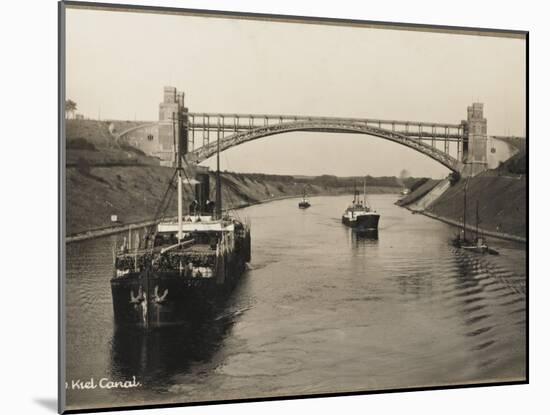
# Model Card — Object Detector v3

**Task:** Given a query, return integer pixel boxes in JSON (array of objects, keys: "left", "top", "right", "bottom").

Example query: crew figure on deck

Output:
[
  {"left": 205, "top": 199, "right": 216, "bottom": 215},
  {"left": 189, "top": 199, "right": 199, "bottom": 215}
]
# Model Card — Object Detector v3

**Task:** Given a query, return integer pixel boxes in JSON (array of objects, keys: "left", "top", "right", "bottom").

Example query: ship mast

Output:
[
  {"left": 177, "top": 170, "right": 183, "bottom": 241},
  {"left": 363, "top": 176, "right": 366, "bottom": 206},
  {"left": 463, "top": 179, "right": 468, "bottom": 242},
  {"left": 215, "top": 128, "right": 222, "bottom": 220},
  {"left": 176, "top": 112, "right": 183, "bottom": 242}
]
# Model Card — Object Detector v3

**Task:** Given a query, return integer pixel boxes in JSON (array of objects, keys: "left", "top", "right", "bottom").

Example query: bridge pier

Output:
[
  {"left": 462, "top": 103, "right": 488, "bottom": 177},
  {"left": 158, "top": 86, "right": 189, "bottom": 166}
]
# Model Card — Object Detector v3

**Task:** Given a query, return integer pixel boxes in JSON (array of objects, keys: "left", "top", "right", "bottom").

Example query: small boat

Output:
[
  {"left": 342, "top": 178, "right": 380, "bottom": 232},
  {"left": 453, "top": 237, "right": 499, "bottom": 255},
  {"left": 452, "top": 185, "right": 498, "bottom": 255},
  {"left": 298, "top": 188, "right": 311, "bottom": 209}
]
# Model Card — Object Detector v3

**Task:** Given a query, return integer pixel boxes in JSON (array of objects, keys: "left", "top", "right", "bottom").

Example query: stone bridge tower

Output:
[
  {"left": 462, "top": 103, "right": 488, "bottom": 176},
  {"left": 158, "top": 86, "right": 188, "bottom": 166}
]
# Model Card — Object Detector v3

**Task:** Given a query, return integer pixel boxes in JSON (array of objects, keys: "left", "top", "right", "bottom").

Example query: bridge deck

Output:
[{"left": 185, "top": 112, "right": 467, "bottom": 144}]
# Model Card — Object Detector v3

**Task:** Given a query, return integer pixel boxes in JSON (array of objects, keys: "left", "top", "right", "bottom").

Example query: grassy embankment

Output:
[
  {"left": 397, "top": 152, "right": 527, "bottom": 239},
  {"left": 395, "top": 178, "right": 441, "bottom": 207},
  {"left": 66, "top": 119, "right": 413, "bottom": 237}
]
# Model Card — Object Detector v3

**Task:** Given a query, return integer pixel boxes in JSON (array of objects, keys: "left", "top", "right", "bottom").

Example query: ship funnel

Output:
[{"left": 194, "top": 173, "right": 211, "bottom": 214}]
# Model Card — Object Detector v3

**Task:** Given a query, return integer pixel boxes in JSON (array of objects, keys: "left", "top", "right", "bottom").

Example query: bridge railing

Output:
[
  {"left": 187, "top": 112, "right": 463, "bottom": 129},
  {"left": 186, "top": 112, "right": 465, "bottom": 146},
  {"left": 186, "top": 118, "right": 464, "bottom": 173}
]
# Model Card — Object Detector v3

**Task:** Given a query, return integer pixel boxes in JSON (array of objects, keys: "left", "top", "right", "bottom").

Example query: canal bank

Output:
[
  {"left": 65, "top": 193, "right": 306, "bottom": 243},
  {"left": 397, "top": 172, "right": 527, "bottom": 243},
  {"left": 416, "top": 210, "right": 526, "bottom": 243}
]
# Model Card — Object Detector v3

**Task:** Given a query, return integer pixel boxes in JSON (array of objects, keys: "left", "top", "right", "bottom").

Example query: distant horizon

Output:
[{"left": 219, "top": 170, "right": 428, "bottom": 180}]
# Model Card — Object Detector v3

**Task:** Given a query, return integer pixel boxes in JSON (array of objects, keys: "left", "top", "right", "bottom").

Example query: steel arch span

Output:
[{"left": 187, "top": 120, "right": 464, "bottom": 173}]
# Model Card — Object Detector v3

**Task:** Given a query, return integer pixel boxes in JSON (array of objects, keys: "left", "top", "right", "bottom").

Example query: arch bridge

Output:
[
  {"left": 184, "top": 113, "right": 465, "bottom": 173},
  {"left": 119, "top": 87, "right": 526, "bottom": 177}
]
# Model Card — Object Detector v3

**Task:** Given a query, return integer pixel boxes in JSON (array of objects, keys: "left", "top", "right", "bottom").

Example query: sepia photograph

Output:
[{"left": 59, "top": 1, "right": 527, "bottom": 413}]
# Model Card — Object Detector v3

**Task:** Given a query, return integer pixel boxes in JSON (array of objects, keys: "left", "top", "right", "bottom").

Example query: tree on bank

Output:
[{"left": 65, "top": 99, "right": 77, "bottom": 119}]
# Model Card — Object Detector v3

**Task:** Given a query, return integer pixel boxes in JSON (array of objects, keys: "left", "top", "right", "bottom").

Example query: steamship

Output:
[
  {"left": 298, "top": 188, "right": 310, "bottom": 209},
  {"left": 341, "top": 179, "right": 380, "bottom": 233},
  {"left": 110, "top": 144, "right": 251, "bottom": 329}
]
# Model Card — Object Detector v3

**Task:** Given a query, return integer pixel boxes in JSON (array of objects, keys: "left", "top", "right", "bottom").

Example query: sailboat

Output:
[
  {"left": 341, "top": 177, "right": 380, "bottom": 232},
  {"left": 110, "top": 129, "right": 251, "bottom": 329},
  {"left": 298, "top": 187, "right": 311, "bottom": 209},
  {"left": 452, "top": 183, "right": 498, "bottom": 255}
]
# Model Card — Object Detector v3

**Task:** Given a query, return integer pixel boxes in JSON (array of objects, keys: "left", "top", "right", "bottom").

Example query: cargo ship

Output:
[
  {"left": 341, "top": 179, "right": 380, "bottom": 232},
  {"left": 110, "top": 138, "right": 251, "bottom": 329}
]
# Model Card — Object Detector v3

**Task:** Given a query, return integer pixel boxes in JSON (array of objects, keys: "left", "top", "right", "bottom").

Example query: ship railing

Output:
[
  {"left": 160, "top": 238, "right": 195, "bottom": 254},
  {"left": 114, "top": 249, "right": 217, "bottom": 275}
]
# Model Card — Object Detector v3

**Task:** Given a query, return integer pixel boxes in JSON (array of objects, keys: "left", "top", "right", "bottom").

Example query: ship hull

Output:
[
  {"left": 110, "top": 256, "right": 247, "bottom": 329},
  {"left": 342, "top": 213, "right": 380, "bottom": 231}
]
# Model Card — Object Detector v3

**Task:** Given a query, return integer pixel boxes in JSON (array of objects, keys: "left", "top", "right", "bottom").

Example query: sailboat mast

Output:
[
  {"left": 463, "top": 181, "right": 467, "bottom": 242},
  {"left": 476, "top": 200, "right": 479, "bottom": 240},
  {"left": 363, "top": 177, "right": 366, "bottom": 205}
]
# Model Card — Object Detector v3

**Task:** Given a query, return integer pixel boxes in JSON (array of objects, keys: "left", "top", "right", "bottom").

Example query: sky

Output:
[{"left": 66, "top": 6, "right": 526, "bottom": 178}]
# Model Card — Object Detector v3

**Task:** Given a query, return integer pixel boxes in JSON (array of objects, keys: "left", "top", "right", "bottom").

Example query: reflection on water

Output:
[
  {"left": 352, "top": 229, "right": 379, "bottom": 242},
  {"left": 65, "top": 194, "right": 526, "bottom": 410},
  {"left": 109, "top": 272, "right": 252, "bottom": 387},
  {"left": 111, "top": 311, "right": 236, "bottom": 386}
]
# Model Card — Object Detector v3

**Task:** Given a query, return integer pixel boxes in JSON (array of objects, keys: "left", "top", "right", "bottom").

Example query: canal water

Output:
[{"left": 65, "top": 194, "right": 526, "bottom": 410}]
